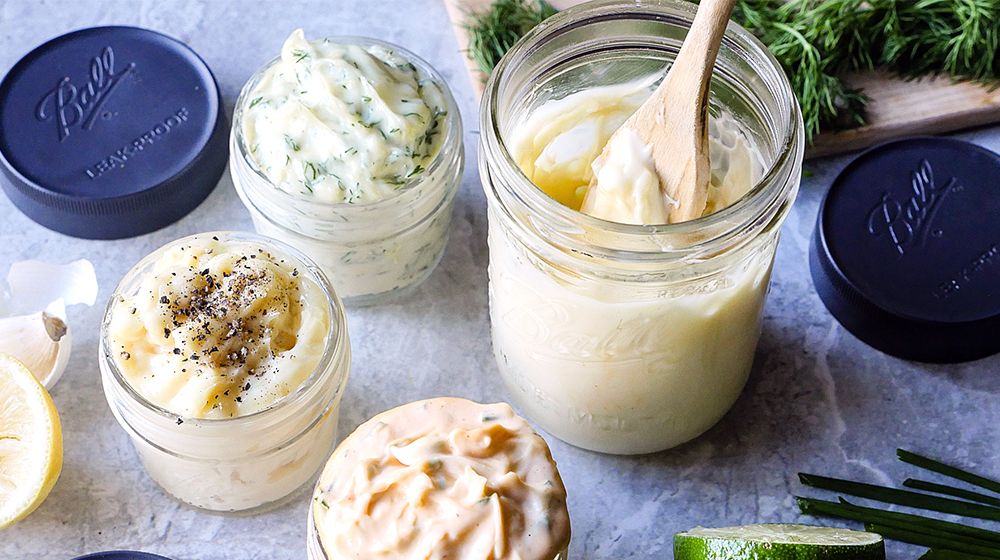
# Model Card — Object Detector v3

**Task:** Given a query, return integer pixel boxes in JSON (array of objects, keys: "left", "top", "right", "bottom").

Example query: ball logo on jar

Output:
[
  {"left": 35, "top": 46, "right": 135, "bottom": 142},
  {"left": 865, "top": 159, "right": 961, "bottom": 256}
]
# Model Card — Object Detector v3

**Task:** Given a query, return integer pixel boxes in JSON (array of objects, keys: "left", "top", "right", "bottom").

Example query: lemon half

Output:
[{"left": 0, "top": 353, "right": 63, "bottom": 528}]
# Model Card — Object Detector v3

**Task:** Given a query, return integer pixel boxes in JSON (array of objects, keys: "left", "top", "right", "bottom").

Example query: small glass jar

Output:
[
  {"left": 230, "top": 37, "right": 464, "bottom": 306},
  {"left": 99, "top": 231, "right": 351, "bottom": 513},
  {"left": 480, "top": 0, "right": 804, "bottom": 455}
]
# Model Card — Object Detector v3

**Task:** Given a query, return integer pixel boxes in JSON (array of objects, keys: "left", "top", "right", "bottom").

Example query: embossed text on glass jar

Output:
[{"left": 479, "top": 0, "right": 804, "bottom": 454}]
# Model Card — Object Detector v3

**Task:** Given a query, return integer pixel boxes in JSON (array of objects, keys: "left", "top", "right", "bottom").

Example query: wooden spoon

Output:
[{"left": 589, "top": 0, "right": 737, "bottom": 224}]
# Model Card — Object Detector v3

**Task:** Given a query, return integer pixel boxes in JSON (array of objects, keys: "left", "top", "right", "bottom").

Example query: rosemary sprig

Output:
[
  {"left": 465, "top": 0, "right": 1000, "bottom": 142},
  {"left": 904, "top": 479, "right": 1000, "bottom": 508}
]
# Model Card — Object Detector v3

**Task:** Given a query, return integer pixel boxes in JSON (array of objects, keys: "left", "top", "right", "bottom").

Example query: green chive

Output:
[
  {"left": 921, "top": 550, "right": 998, "bottom": 560},
  {"left": 798, "top": 473, "right": 1000, "bottom": 521},
  {"left": 904, "top": 479, "right": 1000, "bottom": 508},
  {"left": 796, "top": 496, "right": 1000, "bottom": 545},
  {"left": 898, "top": 449, "right": 1000, "bottom": 495},
  {"left": 865, "top": 524, "right": 1000, "bottom": 559}
]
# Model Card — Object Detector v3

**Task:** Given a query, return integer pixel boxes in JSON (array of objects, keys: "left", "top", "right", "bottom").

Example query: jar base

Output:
[{"left": 145, "top": 466, "right": 320, "bottom": 516}]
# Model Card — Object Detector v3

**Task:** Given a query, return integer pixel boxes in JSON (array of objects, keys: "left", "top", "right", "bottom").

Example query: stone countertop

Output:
[{"left": 1, "top": 1, "right": 997, "bottom": 558}]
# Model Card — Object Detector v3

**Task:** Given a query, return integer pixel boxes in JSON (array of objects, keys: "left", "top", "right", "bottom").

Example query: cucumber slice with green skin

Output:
[{"left": 674, "top": 524, "right": 886, "bottom": 560}]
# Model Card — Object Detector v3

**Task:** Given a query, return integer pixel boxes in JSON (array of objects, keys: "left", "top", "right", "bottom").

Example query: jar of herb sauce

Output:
[{"left": 231, "top": 31, "right": 464, "bottom": 305}]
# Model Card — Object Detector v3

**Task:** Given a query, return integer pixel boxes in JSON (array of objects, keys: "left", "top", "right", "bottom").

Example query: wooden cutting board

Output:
[{"left": 444, "top": 0, "right": 1000, "bottom": 158}]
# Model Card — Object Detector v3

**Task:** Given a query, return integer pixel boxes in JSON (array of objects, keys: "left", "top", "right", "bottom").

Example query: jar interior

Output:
[
  {"left": 504, "top": 22, "right": 784, "bottom": 183},
  {"left": 486, "top": 0, "right": 800, "bottom": 262}
]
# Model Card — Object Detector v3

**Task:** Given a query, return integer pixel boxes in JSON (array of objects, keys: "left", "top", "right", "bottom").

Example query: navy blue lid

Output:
[
  {"left": 810, "top": 137, "right": 1000, "bottom": 363},
  {"left": 0, "top": 26, "right": 227, "bottom": 239},
  {"left": 72, "top": 553, "right": 172, "bottom": 560}
]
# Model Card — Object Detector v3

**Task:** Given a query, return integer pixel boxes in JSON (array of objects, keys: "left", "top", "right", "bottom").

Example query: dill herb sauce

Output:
[{"left": 242, "top": 30, "right": 449, "bottom": 204}]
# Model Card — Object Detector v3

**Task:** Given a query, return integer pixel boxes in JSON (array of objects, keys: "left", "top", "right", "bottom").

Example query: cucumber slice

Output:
[{"left": 674, "top": 524, "right": 886, "bottom": 560}]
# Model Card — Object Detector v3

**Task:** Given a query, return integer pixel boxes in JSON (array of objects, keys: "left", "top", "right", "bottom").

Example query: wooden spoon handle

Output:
[
  {"left": 643, "top": 0, "right": 737, "bottom": 222},
  {"left": 671, "top": 0, "right": 737, "bottom": 108}
]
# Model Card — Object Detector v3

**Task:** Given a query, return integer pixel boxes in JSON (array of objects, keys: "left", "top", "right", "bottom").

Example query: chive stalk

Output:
[
  {"left": 865, "top": 524, "right": 1000, "bottom": 559},
  {"left": 904, "top": 479, "right": 1000, "bottom": 508},
  {"left": 795, "top": 496, "right": 1000, "bottom": 545},
  {"left": 798, "top": 473, "right": 1000, "bottom": 521},
  {"left": 898, "top": 450, "right": 1000, "bottom": 495},
  {"left": 921, "top": 550, "right": 998, "bottom": 560}
]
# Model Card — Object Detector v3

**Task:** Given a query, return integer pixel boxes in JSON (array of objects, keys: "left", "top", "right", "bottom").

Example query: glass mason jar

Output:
[
  {"left": 480, "top": 0, "right": 804, "bottom": 455},
  {"left": 99, "top": 231, "right": 351, "bottom": 513},
  {"left": 230, "top": 37, "right": 464, "bottom": 306}
]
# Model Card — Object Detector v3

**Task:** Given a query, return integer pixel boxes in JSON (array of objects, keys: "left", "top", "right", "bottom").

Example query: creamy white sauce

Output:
[
  {"left": 242, "top": 30, "right": 449, "bottom": 204},
  {"left": 583, "top": 127, "right": 670, "bottom": 224},
  {"left": 107, "top": 236, "right": 330, "bottom": 418},
  {"left": 490, "top": 78, "right": 773, "bottom": 454},
  {"left": 101, "top": 234, "right": 350, "bottom": 512},
  {"left": 511, "top": 76, "right": 758, "bottom": 223}
]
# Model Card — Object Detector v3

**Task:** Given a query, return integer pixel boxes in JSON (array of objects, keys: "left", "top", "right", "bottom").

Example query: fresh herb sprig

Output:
[
  {"left": 465, "top": 0, "right": 1000, "bottom": 142},
  {"left": 797, "top": 448, "right": 1000, "bottom": 559},
  {"left": 466, "top": 0, "right": 557, "bottom": 75}
]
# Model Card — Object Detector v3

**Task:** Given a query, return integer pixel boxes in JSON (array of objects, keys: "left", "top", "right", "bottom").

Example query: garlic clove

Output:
[{"left": 0, "top": 311, "right": 72, "bottom": 389}]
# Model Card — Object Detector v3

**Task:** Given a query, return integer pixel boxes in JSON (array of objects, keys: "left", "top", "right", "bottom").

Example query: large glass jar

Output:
[
  {"left": 230, "top": 37, "right": 464, "bottom": 306},
  {"left": 479, "top": 0, "right": 804, "bottom": 455},
  {"left": 99, "top": 231, "right": 351, "bottom": 513}
]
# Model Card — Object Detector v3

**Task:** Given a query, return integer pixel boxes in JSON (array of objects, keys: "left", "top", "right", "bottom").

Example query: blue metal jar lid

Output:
[
  {"left": 0, "top": 26, "right": 227, "bottom": 239},
  {"left": 810, "top": 137, "right": 1000, "bottom": 363},
  {"left": 72, "top": 553, "right": 172, "bottom": 560}
]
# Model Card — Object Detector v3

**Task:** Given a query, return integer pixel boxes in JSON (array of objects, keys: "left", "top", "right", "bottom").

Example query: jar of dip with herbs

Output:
[
  {"left": 99, "top": 232, "right": 351, "bottom": 513},
  {"left": 230, "top": 30, "right": 464, "bottom": 306},
  {"left": 479, "top": 0, "right": 804, "bottom": 455}
]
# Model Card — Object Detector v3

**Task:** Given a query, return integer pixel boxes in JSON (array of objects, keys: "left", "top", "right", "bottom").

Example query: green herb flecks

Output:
[
  {"left": 292, "top": 49, "right": 310, "bottom": 63},
  {"left": 284, "top": 135, "right": 301, "bottom": 152}
]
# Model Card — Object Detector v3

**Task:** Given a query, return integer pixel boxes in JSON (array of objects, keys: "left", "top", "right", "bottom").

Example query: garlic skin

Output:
[
  {"left": 0, "top": 310, "right": 72, "bottom": 389},
  {"left": 0, "top": 259, "right": 97, "bottom": 389}
]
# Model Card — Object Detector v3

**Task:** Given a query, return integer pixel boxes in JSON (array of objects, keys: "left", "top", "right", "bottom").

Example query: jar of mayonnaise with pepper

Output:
[
  {"left": 99, "top": 232, "right": 351, "bottom": 512},
  {"left": 231, "top": 31, "right": 464, "bottom": 305},
  {"left": 479, "top": 0, "right": 804, "bottom": 455}
]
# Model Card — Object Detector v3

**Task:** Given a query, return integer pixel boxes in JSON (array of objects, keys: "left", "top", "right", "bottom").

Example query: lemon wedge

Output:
[{"left": 0, "top": 353, "right": 63, "bottom": 528}]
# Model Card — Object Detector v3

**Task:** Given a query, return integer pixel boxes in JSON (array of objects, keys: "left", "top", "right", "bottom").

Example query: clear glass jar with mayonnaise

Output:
[
  {"left": 479, "top": 0, "right": 804, "bottom": 455},
  {"left": 99, "top": 231, "right": 351, "bottom": 513},
  {"left": 230, "top": 33, "right": 464, "bottom": 306}
]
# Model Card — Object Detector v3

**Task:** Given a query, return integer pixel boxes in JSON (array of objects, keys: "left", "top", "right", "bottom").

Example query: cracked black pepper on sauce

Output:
[{"left": 108, "top": 237, "right": 331, "bottom": 419}]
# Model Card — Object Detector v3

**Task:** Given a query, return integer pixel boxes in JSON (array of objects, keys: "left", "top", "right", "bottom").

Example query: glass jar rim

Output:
[
  {"left": 231, "top": 35, "right": 463, "bottom": 211},
  {"left": 100, "top": 230, "right": 349, "bottom": 427},
  {"left": 482, "top": 0, "right": 803, "bottom": 254}
]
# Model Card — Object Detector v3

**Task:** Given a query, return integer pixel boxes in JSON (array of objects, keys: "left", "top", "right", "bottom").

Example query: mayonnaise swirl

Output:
[
  {"left": 510, "top": 76, "right": 759, "bottom": 224},
  {"left": 242, "top": 30, "right": 449, "bottom": 203},
  {"left": 312, "top": 398, "right": 570, "bottom": 560},
  {"left": 107, "top": 236, "right": 330, "bottom": 418}
]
